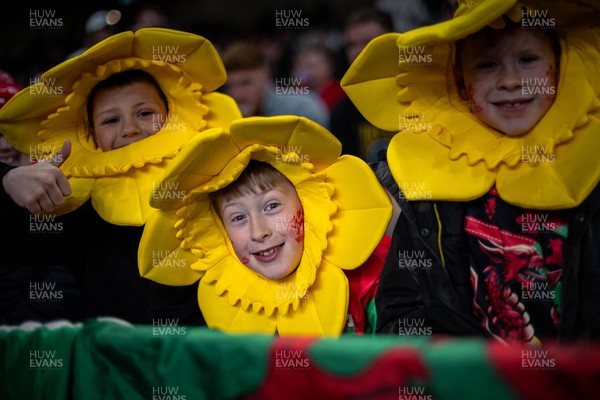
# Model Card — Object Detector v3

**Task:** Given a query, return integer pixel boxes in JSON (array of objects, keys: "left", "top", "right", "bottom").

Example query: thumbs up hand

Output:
[{"left": 2, "top": 140, "right": 72, "bottom": 214}]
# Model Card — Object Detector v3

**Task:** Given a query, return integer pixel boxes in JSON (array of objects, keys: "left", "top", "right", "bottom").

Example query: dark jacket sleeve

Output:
[
  {"left": 375, "top": 213, "right": 435, "bottom": 334},
  {"left": 373, "top": 161, "right": 488, "bottom": 337},
  {"left": 0, "top": 162, "right": 79, "bottom": 268},
  {"left": 373, "top": 160, "right": 442, "bottom": 334},
  {"left": 560, "top": 182, "right": 600, "bottom": 341},
  {"left": 0, "top": 161, "right": 18, "bottom": 207}
]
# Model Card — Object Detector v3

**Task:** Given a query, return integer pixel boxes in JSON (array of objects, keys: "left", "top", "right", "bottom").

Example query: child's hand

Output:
[{"left": 3, "top": 140, "right": 72, "bottom": 214}]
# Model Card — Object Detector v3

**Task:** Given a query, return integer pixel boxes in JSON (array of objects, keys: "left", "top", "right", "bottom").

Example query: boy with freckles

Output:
[
  {"left": 211, "top": 160, "right": 305, "bottom": 281},
  {"left": 342, "top": 0, "right": 600, "bottom": 345},
  {"left": 137, "top": 115, "right": 393, "bottom": 336}
]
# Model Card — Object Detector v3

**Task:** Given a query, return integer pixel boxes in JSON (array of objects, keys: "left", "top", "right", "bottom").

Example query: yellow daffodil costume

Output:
[
  {"left": 0, "top": 28, "right": 241, "bottom": 225},
  {"left": 341, "top": 0, "right": 600, "bottom": 210},
  {"left": 138, "top": 116, "right": 393, "bottom": 335}
]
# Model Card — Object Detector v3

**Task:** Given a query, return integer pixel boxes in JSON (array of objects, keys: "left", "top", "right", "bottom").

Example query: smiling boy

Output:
[
  {"left": 455, "top": 23, "right": 558, "bottom": 136},
  {"left": 212, "top": 160, "right": 304, "bottom": 280},
  {"left": 138, "top": 115, "right": 393, "bottom": 335},
  {"left": 341, "top": 0, "right": 600, "bottom": 344},
  {"left": 88, "top": 69, "right": 168, "bottom": 151},
  {"left": 0, "top": 28, "right": 242, "bottom": 325}
]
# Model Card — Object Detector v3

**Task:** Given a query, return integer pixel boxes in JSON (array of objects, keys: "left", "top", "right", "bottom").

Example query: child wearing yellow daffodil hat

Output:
[
  {"left": 138, "top": 115, "right": 393, "bottom": 335},
  {"left": 342, "top": 0, "right": 600, "bottom": 344},
  {"left": 0, "top": 28, "right": 241, "bottom": 324}
]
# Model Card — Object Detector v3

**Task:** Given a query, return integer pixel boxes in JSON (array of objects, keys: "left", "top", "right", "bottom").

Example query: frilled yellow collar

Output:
[
  {"left": 138, "top": 116, "right": 392, "bottom": 335},
  {"left": 341, "top": 0, "right": 600, "bottom": 210},
  {"left": 0, "top": 28, "right": 241, "bottom": 225}
]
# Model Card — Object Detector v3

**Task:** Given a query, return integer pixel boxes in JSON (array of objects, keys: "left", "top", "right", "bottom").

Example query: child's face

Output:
[
  {"left": 91, "top": 81, "right": 168, "bottom": 151},
  {"left": 224, "top": 67, "right": 269, "bottom": 117},
  {"left": 458, "top": 29, "right": 557, "bottom": 136},
  {"left": 218, "top": 180, "right": 304, "bottom": 280}
]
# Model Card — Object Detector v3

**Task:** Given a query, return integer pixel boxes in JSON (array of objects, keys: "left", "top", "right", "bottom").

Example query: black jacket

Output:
[{"left": 374, "top": 161, "right": 600, "bottom": 342}]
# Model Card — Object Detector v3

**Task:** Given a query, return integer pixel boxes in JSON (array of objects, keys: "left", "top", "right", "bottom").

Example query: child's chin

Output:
[
  {"left": 259, "top": 266, "right": 297, "bottom": 281},
  {"left": 501, "top": 128, "right": 531, "bottom": 137},
  {"left": 492, "top": 123, "right": 535, "bottom": 137}
]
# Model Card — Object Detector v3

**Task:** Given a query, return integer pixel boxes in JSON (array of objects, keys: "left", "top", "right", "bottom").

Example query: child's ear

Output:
[{"left": 453, "top": 66, "right": 468, "bottom": 100}]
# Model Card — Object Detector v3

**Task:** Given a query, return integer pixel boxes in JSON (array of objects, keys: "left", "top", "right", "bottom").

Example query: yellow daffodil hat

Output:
[
  {"left": 341, "top": 0, "right": 600, "bottom": 210},
  {"left": 0, "top": 27, "right": 242, "bottom": 225},
  {"left": 138, "top": 115, "right": 393, "bottom": 335}
]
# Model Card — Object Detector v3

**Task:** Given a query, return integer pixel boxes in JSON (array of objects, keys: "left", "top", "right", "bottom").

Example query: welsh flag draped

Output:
[{"left": 1, "top": 318, "right": 599, "bottom": 399}]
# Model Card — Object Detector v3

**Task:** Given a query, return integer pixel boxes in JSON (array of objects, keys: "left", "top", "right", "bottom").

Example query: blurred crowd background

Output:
[{"left": 1, "top": 0, "right": 455, "bottom": 88}]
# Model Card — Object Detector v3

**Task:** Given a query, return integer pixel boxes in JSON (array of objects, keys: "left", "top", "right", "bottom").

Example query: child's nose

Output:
[
  {"left": 122, "top": 117, "right": 141, "bottom": 137},
  {"left": 496, "top": 64, "right": 522, "bottom": 90},
  {"left": 250, "top": 217, "right": 271, "bottom": 241}
]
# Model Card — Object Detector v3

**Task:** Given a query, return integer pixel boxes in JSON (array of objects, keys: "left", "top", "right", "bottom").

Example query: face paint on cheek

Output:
[
  {"left": 467, "top": 84, "right": 483, "bottom": 114},
  {"left": 290, "top": 208, "right": 304, "bottom": 244},
  {"left": 230, "top": 239, "right": 249, "bottom": 264}
]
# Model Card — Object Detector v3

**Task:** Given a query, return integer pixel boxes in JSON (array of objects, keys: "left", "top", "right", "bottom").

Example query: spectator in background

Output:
[
  {"left": 329, "top": 7, "right": 396, "bottom": 163},
  {"left": 0, "top": 73, "right": 27, "bottom": 166},
  {"left": 291, "top": 43, "right": 346, "bottom": 111},
  {"left": 221, "top": 40, "right": 330, "bottom": 129},
  {"left": 129, "top": 5, "right": 172, "bottom": 31},
  {"left": 0, "top": 135, "right": 28, "bottom": 167},
  {"left": 66, "top": 9, "right": 123, "bottom": 59},
  {"left": 376, "top": 0, "right": 450, "bottom": 32}
]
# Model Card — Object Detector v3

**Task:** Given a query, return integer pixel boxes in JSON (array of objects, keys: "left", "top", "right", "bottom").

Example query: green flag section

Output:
[
  {"left": 2, "top": 318, "right": 600, "bottom": 399},
  {"left": 423, "top": 338, "right": 516, "bottom": 400},
  {"left": 0, "top": 320, "right": 80, "bottom": 400},
  {"left": 71, "top": 318, "right": 271, "bottom": 400}
]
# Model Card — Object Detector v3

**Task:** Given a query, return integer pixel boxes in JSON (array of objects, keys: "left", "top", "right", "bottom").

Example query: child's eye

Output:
[
  {"left": 138, "top": 110, "right": 156, "bottom": 118},
  {"left": 475, "top": 60, "right": 497, "bottom": 69},
  {"left": 265, "top": 202, "right": 281, "bottom": 212},
  {"left": 230, "top": 214, "right": 246, "bottom": 223},
  {"left": 101, "top": 117, "right": 119, "bottom": 125},
  {"left": 520, "top": 55, "right": 539, "bottom": 64}
]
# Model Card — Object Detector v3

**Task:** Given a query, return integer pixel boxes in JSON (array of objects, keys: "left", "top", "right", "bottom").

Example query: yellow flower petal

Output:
[
  {"left": 322, "top": 156, "right": 392, "bottom": 270},
  {"left": 138, "top": 209, "right": 202, "bottom": 286}
]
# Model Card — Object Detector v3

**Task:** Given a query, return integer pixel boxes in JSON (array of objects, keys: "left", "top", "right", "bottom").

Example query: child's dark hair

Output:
[
  {"left": 86, "top": 69, "right": 169, "bottom": 131},
  {"left": 210, "top": 160, "right": 295, "bottom": 217}
]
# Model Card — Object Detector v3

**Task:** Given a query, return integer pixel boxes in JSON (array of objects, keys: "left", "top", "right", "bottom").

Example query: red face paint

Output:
[
  {"left": 240, "top": 256, "right": 250, "bottom": 264},
  {"left": 467, "top": 84, "right": 483, "bottom": 113},
  {"left": 289, "top": 208, "right": 304, "bottom": 244}
]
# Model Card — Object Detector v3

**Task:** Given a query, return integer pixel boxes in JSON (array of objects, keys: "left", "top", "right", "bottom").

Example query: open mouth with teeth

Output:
[
  {"left": 493, "top": 98, "right": 534, "bottom": 109},
  {"left": 252, "top": 243, "right": 284, "bottom": 261}
]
